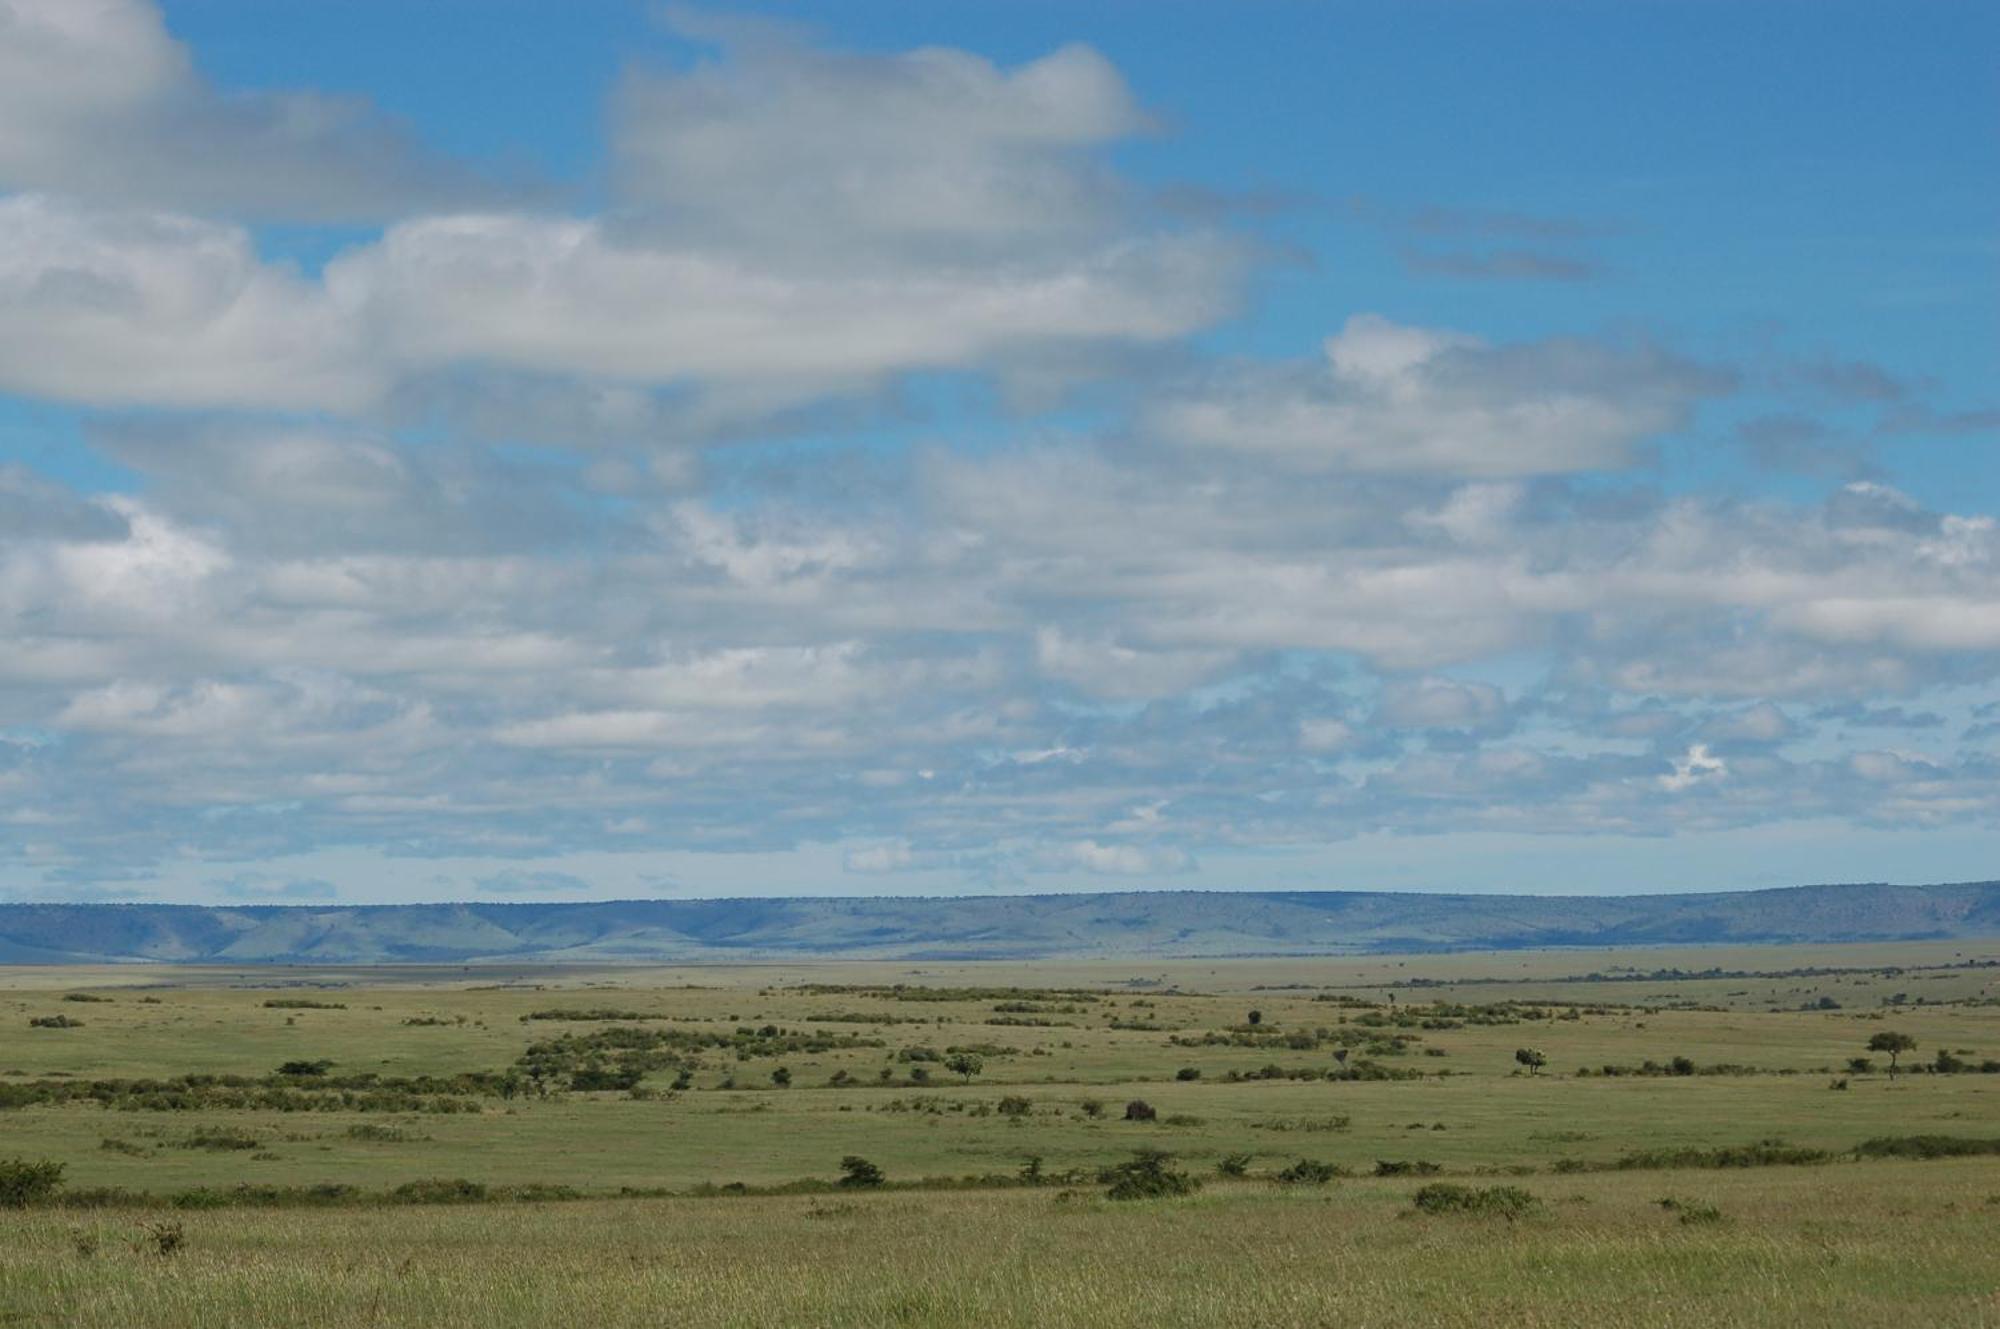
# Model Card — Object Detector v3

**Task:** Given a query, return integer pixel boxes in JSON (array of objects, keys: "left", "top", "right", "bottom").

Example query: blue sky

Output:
[{"left": 0, "top": 0, "right": 1994, "bottom": 904}]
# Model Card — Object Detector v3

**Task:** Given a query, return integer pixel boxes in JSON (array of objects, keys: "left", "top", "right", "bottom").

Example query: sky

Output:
[{"left": 0, "top": 0, "right": 1995, "bottom": 906}]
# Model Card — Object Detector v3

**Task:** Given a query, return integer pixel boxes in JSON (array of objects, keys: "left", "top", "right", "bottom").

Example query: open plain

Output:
[{"left": 1, "top": 941, "right": 1996, "bottom": 1326}]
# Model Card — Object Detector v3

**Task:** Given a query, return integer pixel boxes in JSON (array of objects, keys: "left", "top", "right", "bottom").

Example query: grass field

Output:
[{"left": 1, "top": 940, "right": 1997, "bottom": 1325}]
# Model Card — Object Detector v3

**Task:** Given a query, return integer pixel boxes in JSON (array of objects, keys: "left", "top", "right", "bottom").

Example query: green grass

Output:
[
  {"left": 2, "top": 1164, "right": 1997, "bottom": 1327},
  {"left": 0, "top": 942, "right": 1996, "bottom": 1324}
]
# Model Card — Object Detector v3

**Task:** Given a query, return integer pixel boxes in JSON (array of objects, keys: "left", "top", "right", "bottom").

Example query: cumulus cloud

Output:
[
  {"left": 0, "top": 0, "right": 522, "bottom": 220},
  {"left": 0, "top": 196, "right": 373, "bottom": 411},
  {"left": 1149, "top": 314, "right": 1730, "bottom": 475},
  {"left": 0, "top": 19, "right": 1242, "bottom": 426},
  {"left": 616, "top": 16, "right": 1144, "bottom": 261},
  {"left": 0, "top": 8, "right": 1992, "bottom": 897}
]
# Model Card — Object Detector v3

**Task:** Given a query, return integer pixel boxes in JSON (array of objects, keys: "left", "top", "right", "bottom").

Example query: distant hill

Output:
[{"left": 1, "top": 881, "right": 1997, "bottom": 964}]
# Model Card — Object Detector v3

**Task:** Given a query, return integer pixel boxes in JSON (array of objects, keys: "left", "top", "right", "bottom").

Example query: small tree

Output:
[
  {"left": 944, "top": 1052, "right": 984, "bottom": 1084},
  {"left": 1867, "top": 1031, "right": 1917, "bottom": 1078},
  {"left": 837, "top": 1156, "right": 883, "bottom": 1188},
  {"left": 1124, "top": 1099, "right": 1157, "bottom": 1121},
  {"left": 1247, "top": 1009, "right": 1263, "bottom": 1026},
  {"left": 770, "top": 1066, "right": 792, "bottom": 1088},
  {"left": 1514, "top": 1048, "right": 1547, "bottom": 1075}
]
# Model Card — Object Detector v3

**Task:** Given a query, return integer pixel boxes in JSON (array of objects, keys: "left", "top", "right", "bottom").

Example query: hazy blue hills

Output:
[{"left": 1, "top": 881, "right": 1997, "bottom": 965}]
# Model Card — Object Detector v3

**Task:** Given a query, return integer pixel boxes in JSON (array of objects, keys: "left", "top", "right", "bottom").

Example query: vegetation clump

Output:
[
  {"left": 0, "top": 1159, "right": 64, "bottom": 1208},
  {"left": 1102, "top": 1150, "right": 1199, "bottom": 1201},
  {"left": 1275, "top": 1158, "right": 1344, "bottom": 1185},
  {"left": 1411, "top": 1183, "right": 1541, "bottom": 1219}
]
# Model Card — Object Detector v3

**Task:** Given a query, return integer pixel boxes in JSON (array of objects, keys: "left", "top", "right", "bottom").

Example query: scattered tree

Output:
[
  {"left": 944, "top": 1052, "right": 984, "bottom": 1084},
  {"left": 770, "top": 1066, "right": 792, "bottom": 1088},
  {"left": 1514, "top": 1048, "right": 1547, "bottom": 1075},
  {"left": 1124, "top": 1099, "right": 1157, "bottom": 1121},
  {"left": 836, "top": 1156, "right": 884, "bottom": 1189},
  {"left": 1867, "top": 1031, "right": 1917, "bottom": 1078}
]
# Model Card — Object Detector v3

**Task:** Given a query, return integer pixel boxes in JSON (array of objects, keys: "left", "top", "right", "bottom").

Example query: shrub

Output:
[
  {"left": 263, "top": 1000, "right": 346, "bottom": 1010},
  {"left": 390, "top": 1178, "right": 488, "bottom": 1204},
  {"left": 28, "top": 1015, "right": 81, "bottom": 1029},
  {"left": 1216, "top": 1152, "right": 1252, "bottom": 1177},
  {"left": 1614, "top": 1140, "right": 1830, "bottom": 1170},
  {"left": 1079, "top": 1099, "right": 1105, "bottom": 1119},
  {"left": 0, "top": 1159, "right": 64, "bottom": 1208},
  {"left": 1658, "top": 1196, "right": 1724, "bottom": 1224},
  {"left": 837, "top": 1156, "right": 885, "bottom": 1188},
  {"left": 1411, "top": 1183, "right": 1541, "bottom": 1219},
  {"left": 1103, "top": 1150, "right": 1199, "bottom": 1201},
  {"left": 1855, "top": 1135, "right": 2000, "bottom": 1160},
  {"left": 1123, "top": 1099, "right": 1157, "bottom": 1122},
  {"left": 996, "top": 1095, "right": 1033, "bottom": 1117},
  {"left": 1373, "top": 1159, "right": 1442, "bottom": 1177},
  {"left": 275, "top": 1060, "right": 333, "bottom": 1078},
  {"left": 1175, "top": 1067, "right": 1201, "bottom": 1081},
  {"left": 143, "top": 1220, "right": 185, "bottom": 1256},
  {"left": 1276, "top": 1158, "right": 1342, "bottom": 1185}
]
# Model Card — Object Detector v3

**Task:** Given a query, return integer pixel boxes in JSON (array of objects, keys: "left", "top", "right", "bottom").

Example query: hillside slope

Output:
[{"left": 1, "top": 881, "right": 1996, "bottom": 964}]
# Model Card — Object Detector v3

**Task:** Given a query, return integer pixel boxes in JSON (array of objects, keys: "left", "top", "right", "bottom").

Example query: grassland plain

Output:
[{"left": 0, "top": 940, "right": 1996, "bottom": 1325}]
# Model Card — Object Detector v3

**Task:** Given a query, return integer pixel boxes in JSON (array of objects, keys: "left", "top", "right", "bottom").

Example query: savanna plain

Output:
[{"left": 0, "top": 940, "right": 1996, "bottom": 1327}]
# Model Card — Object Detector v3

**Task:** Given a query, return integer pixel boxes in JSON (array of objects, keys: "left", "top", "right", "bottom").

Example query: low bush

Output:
[
  {"left": 1411, "top": 1183, "right": 1541, "bottom": 1219},
  {"left": 1855, "top": 1135, "right": 2000, "bottom": 1160},
  {"left": 1373, "top": 1159, "right": 1442, "bottom": 1177},
  {"left": 1614, "top": 1140, "right": 1831, "bottom": 1170},
  {"left": 0, "top": 1159, "right": 64, "bottom": 1208},
  {"left": 1103, "top": 1150, "right": 1199, "bottom": 1201},
  {"left": 1275, "top": 1158, "right": 1343, "bottom": 1185},
  {"left": 1658, "top": 1196, "right": 1725, "bottom": 1225},
  {"left": 390, "top": 1178, "right": 488, "bottom": 1204}
]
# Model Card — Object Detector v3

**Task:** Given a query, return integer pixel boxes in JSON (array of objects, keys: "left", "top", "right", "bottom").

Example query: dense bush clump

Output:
[
  {"left": 1275, "top": 1158, "right": 1344, "bottom": 1185},
  {"left": 1412, "top": 1183, "right": 1541, "bottom": 1219},
  {"left": 1615, "top": 1140, "right": 1831, "bottom": 1170},
  {"left": 1854, "top": 1136, "right": 2000, "bottom": 1160},
  {"left": 0, "top": 1159, "right": 64, "bottom": 1208},
  {"left": 1102, "top": 1150, "right": 1198, "bottom": 1201}
]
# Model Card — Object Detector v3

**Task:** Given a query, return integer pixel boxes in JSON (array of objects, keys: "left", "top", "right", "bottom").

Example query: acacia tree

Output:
[
  {"left": 1514, "top": 1048, "right": 1547, "bottom": 1076},
  {"left": 1866, "top": 1031, "right": 1917, "bottom": 1078},
  {"left": 944, "top": 1052, "right": 984, "bottom": 1084}
]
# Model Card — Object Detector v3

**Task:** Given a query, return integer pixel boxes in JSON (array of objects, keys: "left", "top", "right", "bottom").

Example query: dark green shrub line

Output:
[{"left": 1854, "top": 1135, "right": 2000, "bottom": 1160}]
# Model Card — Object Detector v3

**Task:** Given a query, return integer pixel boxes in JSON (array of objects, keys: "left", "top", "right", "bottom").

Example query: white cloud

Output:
[
  {"left": 616, "top": 21, "right": 1144, "bottom": 261},
  {"left": 1661, "top": 744, "right": 1727, "bottom": 792},
  {"left": 0, "top": 197, "right": 374, "bottom": 411},
  {"left": 0, "top": 0, "right": 518, "bottom": 220},
  {"left": 1151, "top": 314, "right": 1728, "bottom": 475}
]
